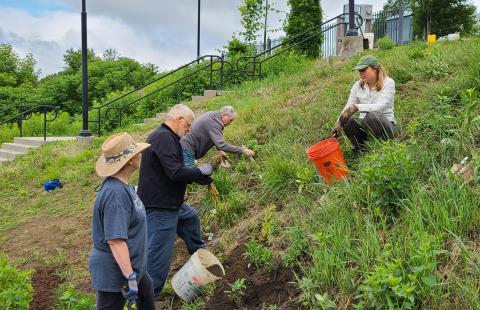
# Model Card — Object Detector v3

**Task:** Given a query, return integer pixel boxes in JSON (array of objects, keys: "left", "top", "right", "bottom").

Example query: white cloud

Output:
[{"left": 1, "top": 1, "right": 479, "bottom": 77}]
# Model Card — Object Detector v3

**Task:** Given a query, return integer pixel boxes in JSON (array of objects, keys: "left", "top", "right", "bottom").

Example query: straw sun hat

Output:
[{"left": 96, "top": 132, "right": 150, "bottom": 177}]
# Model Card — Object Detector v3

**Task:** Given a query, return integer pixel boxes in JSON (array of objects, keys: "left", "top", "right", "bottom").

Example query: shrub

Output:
[
  {"left": 243, "top": 239, "right": 275, "bottom": 270},
  {"left": 358, "top": 141, "right": 417, "bottom": 212},
  {"left": 0, "top": 253, "right": 33, "bottom": 310},
  {"left": 389, "top": 66, "right": 413, "bottom": 84},
  {"left": 377, "top": 36, "right": 396, "bottom": 50},
  {"left": 418, "top": 52, "right": 450, "bottom": 80}
]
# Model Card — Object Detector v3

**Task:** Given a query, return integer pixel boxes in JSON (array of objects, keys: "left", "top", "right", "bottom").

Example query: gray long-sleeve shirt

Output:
[{"left": 181, "top": 111, "right": 245, "bottom": 159}]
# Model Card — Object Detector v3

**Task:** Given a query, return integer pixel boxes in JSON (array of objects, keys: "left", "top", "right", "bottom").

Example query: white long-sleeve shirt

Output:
[{"left": 342, "top": 77, "right": 396, "bottom": 123}]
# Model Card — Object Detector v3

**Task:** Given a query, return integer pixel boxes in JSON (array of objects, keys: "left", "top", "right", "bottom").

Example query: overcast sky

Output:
[{"left": 0, "top": 0, "right": 478, "bottom": 77}]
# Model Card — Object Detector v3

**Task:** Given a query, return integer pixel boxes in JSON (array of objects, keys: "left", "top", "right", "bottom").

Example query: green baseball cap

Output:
[{"left": 352, "top": 55, "right": 380, "bottom": 71}]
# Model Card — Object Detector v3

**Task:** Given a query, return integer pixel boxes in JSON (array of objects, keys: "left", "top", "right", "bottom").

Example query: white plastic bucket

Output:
[
  {"left": 171, "top": 249, "right": 225, "bottom": 302},
  {"left": 364, "top": 33, "right": 374, "bottom": 49}
]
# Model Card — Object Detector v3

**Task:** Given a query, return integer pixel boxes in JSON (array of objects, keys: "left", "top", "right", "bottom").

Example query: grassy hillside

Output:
[{"left": 0, "top": 38, "right": 479, "bottom": 309}]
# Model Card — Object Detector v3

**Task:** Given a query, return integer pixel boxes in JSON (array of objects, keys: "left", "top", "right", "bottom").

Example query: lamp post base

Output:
[
  {"left": 79, "top": 129, "right": 92, "bottom": 137},
  {"left": 346, "top": 29, "right": 359, "bottom": 36}
]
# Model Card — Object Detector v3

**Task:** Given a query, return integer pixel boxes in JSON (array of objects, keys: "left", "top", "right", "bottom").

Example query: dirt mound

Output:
[
  {"left": 204, "top": 246, "right": 301, "bottom": 309},
  {"left": 30, "top": 267, "right": 62, "bottom": 310}
]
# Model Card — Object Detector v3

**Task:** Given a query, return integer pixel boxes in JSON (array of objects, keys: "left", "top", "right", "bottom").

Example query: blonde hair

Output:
[{"left": 359, "top": 65, "right": 387, "bottom": 91}]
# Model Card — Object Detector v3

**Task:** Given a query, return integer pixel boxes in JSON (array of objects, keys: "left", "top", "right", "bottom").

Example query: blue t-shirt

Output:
[{"left": 88, "top": 177, "right": 148, "bottom": 292}]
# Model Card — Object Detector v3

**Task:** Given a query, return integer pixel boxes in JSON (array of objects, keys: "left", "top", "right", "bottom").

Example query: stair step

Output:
[
  {"left": 2, "top": 143, "right": 38, "bottom": 153},
  {"left": 156, "top": 113, "right": 168, "bottom": 119},
  {"left": 0, "top": 149, "right": 26, "bottom": 160},
  {"left": 144, "top": 118, "right": 161, "bottom": 124},
  {"left": 0, "top": 156, "right": 10, "bottom": 167},
  {"left": 203, "top": 90, "right": 218, "bottom": 98},
  {"left": 216, "top": 90, "right": 237, "bottom": 96},
  {"left": 13, "top": 137, "right": 76, "bottom": 147},
  {"left": 191, "top": 95, "right": 207, "bottom": 103}
]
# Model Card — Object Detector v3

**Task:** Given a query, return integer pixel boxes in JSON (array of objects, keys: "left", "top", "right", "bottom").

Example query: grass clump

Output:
[
  {"left": 377, "top": 36, "right": 397, "bottom": 50},
  {"left": 243, "top": 239, "right": 275, "bottom": 271}
]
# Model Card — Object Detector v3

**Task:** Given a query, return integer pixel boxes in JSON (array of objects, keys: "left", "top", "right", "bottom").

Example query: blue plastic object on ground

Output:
[{"left": 43, "top": 179, "right": 63, "bottom": 192}]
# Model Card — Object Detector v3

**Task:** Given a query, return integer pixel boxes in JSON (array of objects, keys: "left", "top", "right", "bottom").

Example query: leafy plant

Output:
[
  {"left": 358, "top": 141, "right": 417, "bottom": 212},
  {"left": 224, "top": 278, "right": 247, "bottom": 306},
  {"left": 59, "top": 287, "right": 95, "bottom": 310},
  {"left": 282, "top": 225, "right": 310, "bottom": 267},
  {"left": 419, "top": 51, "right": 450, "bottom": 79},
  {"left": 260, "top": 204, "right": 277, "bottom": 242},
  {"left": 313, "top": 293, "right": 336, "bottom": 310},
  {"left": 356, "top": 234, "right": 444, "bottom": 309},
  {"left": 0, "top": 253, "right": 32, "bottom": 310},
  {"left": 244, "top": 239, "right": 275, "bottom": 270},
  {"left": 377, "top": 36, "right": 396, "bottom": 50}
]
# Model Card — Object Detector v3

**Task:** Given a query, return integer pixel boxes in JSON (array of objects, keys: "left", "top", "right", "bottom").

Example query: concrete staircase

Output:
[
  {"left": 0, "top": 137, "right": 76, "bottom": 167},
  {"left": 137, "top": 89, "right": 235, "bottom": 126}
]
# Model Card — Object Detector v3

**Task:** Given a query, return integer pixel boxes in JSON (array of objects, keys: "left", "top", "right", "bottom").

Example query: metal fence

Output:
[
  {"left": 372, "top": 10, "right": 413, "bottom": 44},
  {"left": 321, "top": 22, "right": 339, "bottom": 57}
]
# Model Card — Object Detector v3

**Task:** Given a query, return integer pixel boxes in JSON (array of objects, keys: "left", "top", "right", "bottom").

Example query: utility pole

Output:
[
  {"left": 197, "top": 0, "right": 201, "bottom": 59},
  {"left": 79, "top": 0, "right": 91, "bottom": 137},
  {"left": 263, "top": 0, "right": 268, "bottom": 51},
  {"left": 346, "top": 0, "right": 358, "bottom": 36}
]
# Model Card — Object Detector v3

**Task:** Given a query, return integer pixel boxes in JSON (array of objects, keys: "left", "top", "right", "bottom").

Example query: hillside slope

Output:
[{"left": 1, "top": 38, "right": 479, "bottom": 309}]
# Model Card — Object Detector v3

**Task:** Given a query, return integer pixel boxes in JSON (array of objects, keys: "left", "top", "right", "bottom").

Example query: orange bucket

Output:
[{"left": 306, "top": 138, "right": 349, "bottom": 183}]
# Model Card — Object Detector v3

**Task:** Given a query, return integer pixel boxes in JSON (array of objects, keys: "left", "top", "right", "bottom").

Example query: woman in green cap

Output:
[{"left": 331, "top": 55, "right": 397, "bottom": 153}]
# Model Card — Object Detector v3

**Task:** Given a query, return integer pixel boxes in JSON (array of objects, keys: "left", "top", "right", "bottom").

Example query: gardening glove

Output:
[
  {"left": 198, "top": 163, "right": 214, "bottom": 176},
  {"left": 123, "top": 272, "right": 138, "bottom": 305},
  {"left": 339, "top": 104, "right": 358, "bottom": 126},
  {"left": 331, "top": 121, "right": 343, "bottom": 138}
]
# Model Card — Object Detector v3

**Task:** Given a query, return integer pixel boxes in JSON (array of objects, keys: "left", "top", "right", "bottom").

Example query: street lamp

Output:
[
  {"left": 197, "top": 0, "right": 201, "bottom": 59},
  {"left": 263, "top": 0, "right": 268, "bottom": 51},
  {"left": 79, "top": 0, "right": 91, "bottom": 136},
  {"left": 346, "top": 0, "right": 358, "bottom": 36}
]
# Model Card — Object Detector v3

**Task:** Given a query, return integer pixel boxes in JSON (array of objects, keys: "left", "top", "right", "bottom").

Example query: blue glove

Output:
[{"left": 124, "top": 272, "right": 138, "bottom": 305}]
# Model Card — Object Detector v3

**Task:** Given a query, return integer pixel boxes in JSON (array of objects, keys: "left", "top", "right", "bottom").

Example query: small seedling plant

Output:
[{"left": 224, "top": 278, "right": 246, "bottom": 306}]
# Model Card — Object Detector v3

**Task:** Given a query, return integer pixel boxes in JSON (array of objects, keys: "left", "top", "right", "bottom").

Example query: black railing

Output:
[
  {"left": 236, "top": 13, "right": 363, "bottom": 79},
  {"left": 90, "top": 55, "right": 226, "bottom": 135},
  {"left": 0, "top": 105, "right": 29, "bottom": 122},
  {"left": 0, "top": 105, "right": 58, "bottom": 141}
]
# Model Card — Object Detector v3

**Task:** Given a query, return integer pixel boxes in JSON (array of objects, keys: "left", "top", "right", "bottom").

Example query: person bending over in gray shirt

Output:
[{"left": 180, "top": 106, "right": 255, "bottom": 167}]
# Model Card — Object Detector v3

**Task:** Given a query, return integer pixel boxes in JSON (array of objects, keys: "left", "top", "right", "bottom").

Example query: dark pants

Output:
[
  {"left": 96, "top": 273, "right": 155, "bottom": 310},
  {"left": 343, "top": 112, "right": 397, "bottom": 150},
  {"left": 146, "top": 203, "right": 206, "bottom": 297}
]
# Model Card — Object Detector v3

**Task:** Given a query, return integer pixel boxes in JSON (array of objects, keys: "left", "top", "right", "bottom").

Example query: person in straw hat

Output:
[
  {"left": 137, "top": 104, "right": 213, "bottom": 298},
  {"left": 88, "top": 132, "right": 155, "bottom": 310},
  {"left": 331, "top": 55, "right": 397, "bottom": 153}
]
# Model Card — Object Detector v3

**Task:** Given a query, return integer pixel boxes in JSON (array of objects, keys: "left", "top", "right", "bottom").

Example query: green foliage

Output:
[
  {"left": 0, "top": 253, "right": 32, "bottom": 310},
  {"left": 214, "top": 190, "right": 249, "bottom": 227},
  {"left": 377, "top": 36, "right": 397, "bottom": 50},
  {"left": 244, "top": 239, "right": 275, "bottom": 270},
  {"left": 356, "top": 234, "right": 444, "bottom": 309},
  {"left": 224, "top": 278, "right": 247, "bottom": 306},
  {"left": 388, "top": 66, "right": 413, "bottom": 84},
  {"left": 410, "top": 0, "right": 477, "bottom": 37},
  {"left": 418, "top": 51, "right": 450, "bottom": 80},
  {"left": 59, "top": 287, "right": 95, "bottom": 310},
  {"left": 358, "top": 141, "right": 417, "bottom": 211},
  {"left": 282, "top": 226, "right": 310, "bottom": 267},
  {"left": 262, "top": 155, "right": 298, "bottom": 195},
  {"left": 284, "top": 0, "right": 323, "bottom": 58},
  {"left": 239, "top": 0, "right": 264, "bottom": 44}
]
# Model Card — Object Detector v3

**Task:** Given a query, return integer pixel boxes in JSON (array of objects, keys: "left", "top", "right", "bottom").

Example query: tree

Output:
[
  {"left": 410, "top": 0, "right": 477, "bottom": 37},
  {"left": 239, "top": 0, "right": 264, "bottom": 44},
  {"left": 284, "top": 0, "right": 323, "bottom": 58}
]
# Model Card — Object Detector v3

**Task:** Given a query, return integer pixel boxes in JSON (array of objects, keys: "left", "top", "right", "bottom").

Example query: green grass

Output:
[{"left": 0, "top": 38, "right": 479, "bottom": 309}]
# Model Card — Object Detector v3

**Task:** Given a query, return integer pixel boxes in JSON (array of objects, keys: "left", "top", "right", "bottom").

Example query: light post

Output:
[
  {"left": 79, "top": 0, "right": 91, "bottom": 137},
  {"left": 346, "top": 0, "right": 358, "bottom": 36},
  {"left": 263, "top": 0, "right": 268, "bottom": 51},
  {"left": 197, "top": 0, "right": 201, "bottom": 59}
]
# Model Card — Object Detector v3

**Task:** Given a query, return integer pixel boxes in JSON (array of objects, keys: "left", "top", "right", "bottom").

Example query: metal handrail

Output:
[
  {"left": 90, "top": 54, "right": 225, "bottom": 135},
  {"left": 104, "top": 56, "right": 226, "bottom": 128},
  {"left": 236, "top": 13, "right": 364, "bottom": 79},
  {"left": 0, "top": 105, "right": 58, "bottom": 141},
  {"left": 0, "top": 105, "right": 29, "bottom": 121}
]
